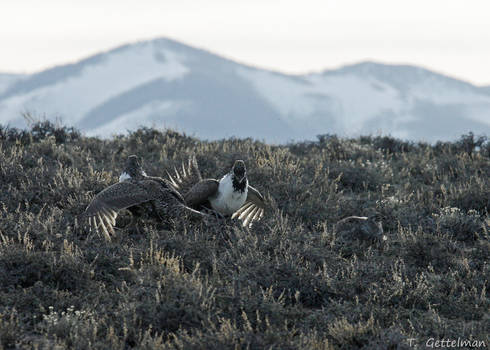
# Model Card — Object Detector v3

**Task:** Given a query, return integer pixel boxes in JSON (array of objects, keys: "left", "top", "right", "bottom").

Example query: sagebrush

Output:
[{"left": 0, "top": 122, "right": 488, "bottom": 349}]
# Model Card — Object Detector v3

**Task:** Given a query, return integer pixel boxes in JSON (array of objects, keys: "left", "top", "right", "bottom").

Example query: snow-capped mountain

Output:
[
  {"left": 0, "top": 73, "right": 25, "bottom": 95},
  {"left": 0, "top": 38, "right": 489, "bottom": 143}
]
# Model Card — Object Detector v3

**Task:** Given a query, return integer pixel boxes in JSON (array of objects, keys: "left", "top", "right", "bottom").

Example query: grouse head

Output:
[
  {"left": 120, "top": 155, "right": 146, "bottom": 181},
  {"left": 232, "top": 160, "right": 247, "bottom": 183}
]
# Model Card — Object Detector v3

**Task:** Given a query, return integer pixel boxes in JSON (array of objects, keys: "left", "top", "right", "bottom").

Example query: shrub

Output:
[{"left": 0, "top": 121, "right": 488, "bottom": 348}]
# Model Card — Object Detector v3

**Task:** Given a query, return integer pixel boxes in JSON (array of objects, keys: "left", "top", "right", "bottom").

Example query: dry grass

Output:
[{"left": 0, "top": 122, "right": 488, "bottom": 349}]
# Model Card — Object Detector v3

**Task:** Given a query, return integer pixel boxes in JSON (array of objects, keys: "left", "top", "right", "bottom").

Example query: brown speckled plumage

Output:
[
  {"left": 335, "top": 215, "right": 386, "bottom": 243},
  {"left": 82, "top": 155, "right": 207, "bottom": 240}
]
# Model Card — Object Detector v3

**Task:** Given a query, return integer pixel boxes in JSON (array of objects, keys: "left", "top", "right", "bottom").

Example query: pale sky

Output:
[{"left": 1, "top": 0, "right": 490, "bottom": 85}]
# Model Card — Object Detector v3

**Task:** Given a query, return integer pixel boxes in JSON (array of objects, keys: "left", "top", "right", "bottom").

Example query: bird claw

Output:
[{"left": 213, "top": 211, "right": 225, "bottom": 220}]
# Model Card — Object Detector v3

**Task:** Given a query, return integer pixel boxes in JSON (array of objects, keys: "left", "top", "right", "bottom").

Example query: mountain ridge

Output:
[{"left": 0, "top": 38, "right": 489, "bottom": 143}]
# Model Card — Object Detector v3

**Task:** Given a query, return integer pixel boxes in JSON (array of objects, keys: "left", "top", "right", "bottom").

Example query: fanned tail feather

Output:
[
  {"left": 166, "top": 155, "right": 202, "bottom": 195},
  {"left": 232, "top": 202, "right": 264, "bottom": 228}
]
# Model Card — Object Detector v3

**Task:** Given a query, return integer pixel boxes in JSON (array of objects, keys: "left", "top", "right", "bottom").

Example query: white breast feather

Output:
[
  {"left": 119, "top": 172, "right": 130, "bottom": 182},
  {"left": 119, "top": 171, "right": 146, "bottom": 182},
  {"left": 209, "top": 174, "right": 248, "bottom": 215}
]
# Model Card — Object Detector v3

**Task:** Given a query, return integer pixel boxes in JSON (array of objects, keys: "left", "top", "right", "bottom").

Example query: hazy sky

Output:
[{"left": 1, "top": 0, "right": 489, "bottom": 85}]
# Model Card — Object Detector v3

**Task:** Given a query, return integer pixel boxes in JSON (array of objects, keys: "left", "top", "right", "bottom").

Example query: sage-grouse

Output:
[
  {"left": 82, "top": 155, "right": 208, "bottom": 240},
  {"left": 167, "top": 156, "right": 266, "bottom": 227},
  {"left": 334, "top": 215, "right": 387, "bottom": 243}
]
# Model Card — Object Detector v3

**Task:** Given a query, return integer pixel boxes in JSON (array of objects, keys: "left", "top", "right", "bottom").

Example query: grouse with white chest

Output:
[
  {"left": 167, "top": 157, "right": 266, "bottom": 227},
  {"left": 81, "top": 155, "right": 208, "bottom": 240},
  {"left": 119, "top": 155, "right": 147, "bottom": 182}
]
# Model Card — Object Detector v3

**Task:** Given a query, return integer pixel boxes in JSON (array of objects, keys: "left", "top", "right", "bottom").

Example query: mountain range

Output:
[{"left": 1, "top": 38, "right": 489, "bottom": 143}]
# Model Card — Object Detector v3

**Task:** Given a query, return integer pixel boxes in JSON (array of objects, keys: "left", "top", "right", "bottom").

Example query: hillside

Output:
[
  {"left": 1, "top": 38, "right": 490, "bottom": 143},
  {"left": 0, "top": 122, "right": 489, "bottom": 349},
  {"left": 0, "top": 73, "right": 24, "bottom": 95}
]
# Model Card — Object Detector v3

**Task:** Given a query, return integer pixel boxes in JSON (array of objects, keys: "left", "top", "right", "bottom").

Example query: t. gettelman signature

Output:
[{"left": 407, "top": 337, "right": 487, "bottom": 348}]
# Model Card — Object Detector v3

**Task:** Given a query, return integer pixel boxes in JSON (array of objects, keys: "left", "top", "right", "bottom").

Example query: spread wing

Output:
[
  {"left": 166, "top": 155, "right": 203, "bottom": 195},
  {"left": 232, "top": 185, "right": 266, "bottom": 228},
  {"left": 82, "top": 181, "right": 154, "bottom": 240},
  {"left": 184, "top": 179, "right": 219, "bottom": 208}
]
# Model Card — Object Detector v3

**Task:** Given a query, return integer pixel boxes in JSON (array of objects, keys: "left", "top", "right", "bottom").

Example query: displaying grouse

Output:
[
  {"left": 167, "top": 156, "right": 266, "bottom": 227},
  {"left": 82, "top": 155, "right": 208, "bottom": 240}
]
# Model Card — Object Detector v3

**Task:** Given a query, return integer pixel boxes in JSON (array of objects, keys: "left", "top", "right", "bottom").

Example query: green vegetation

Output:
[{"left": 0, "top": 122, "right": 488, "bottom": 349}]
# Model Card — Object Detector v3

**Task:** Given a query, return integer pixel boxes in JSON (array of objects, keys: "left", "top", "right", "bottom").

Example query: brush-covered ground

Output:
[{"left": 0, "top": 122, "right": 489, "bottom": 349}]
